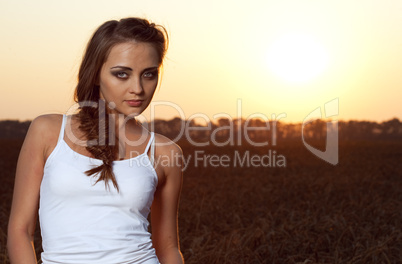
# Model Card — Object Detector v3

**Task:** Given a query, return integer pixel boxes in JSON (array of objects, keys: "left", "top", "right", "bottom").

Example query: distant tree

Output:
[
  {"left": 380, "top": 118, "right": 401, "bottom": 139},
  {"left": 0, "top": 120, "right": 31, "bottom": 139}
]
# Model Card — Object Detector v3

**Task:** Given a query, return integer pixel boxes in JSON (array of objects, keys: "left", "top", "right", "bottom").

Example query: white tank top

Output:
[{"left": 39, "top": 115, "right": 160, "bottom": 264}]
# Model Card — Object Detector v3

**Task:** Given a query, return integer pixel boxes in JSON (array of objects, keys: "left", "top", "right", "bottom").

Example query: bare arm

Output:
[
  {"left": 7, "top": 115, "right": 59, "bottom": 264},
  {"left": 151, "top": 137, "right": 184, "bottom": 264}
]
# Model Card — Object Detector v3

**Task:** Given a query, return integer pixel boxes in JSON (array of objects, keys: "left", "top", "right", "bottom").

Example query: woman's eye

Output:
[
  {"left": 114, "top": 72, "right": 128, "bottom": 79},
  {"left": 143, "top": 71, "right": 158, "bottom": 79}
]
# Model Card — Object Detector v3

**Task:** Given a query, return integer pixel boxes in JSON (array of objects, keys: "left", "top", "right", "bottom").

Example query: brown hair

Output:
[{"left": 74, "top": 17, "right": 168, "bottom": 190}]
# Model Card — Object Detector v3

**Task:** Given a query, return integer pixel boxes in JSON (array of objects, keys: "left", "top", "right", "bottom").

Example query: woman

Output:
[{"left": 7, "top": 17, "right": 184, "bottom": 264}]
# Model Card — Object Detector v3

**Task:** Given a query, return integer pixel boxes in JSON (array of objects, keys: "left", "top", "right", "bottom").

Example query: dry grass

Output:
[{"left": 1, "top": 139, "right": 401, "bottom": 263}]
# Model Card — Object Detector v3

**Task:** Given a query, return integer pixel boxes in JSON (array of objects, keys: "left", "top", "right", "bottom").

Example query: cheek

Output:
[
  {"left": 99, "top": 79, "right": 120, "bottom": 100},
  {"left": 144, "top": 80, "right": 159, "bottom": 95}
]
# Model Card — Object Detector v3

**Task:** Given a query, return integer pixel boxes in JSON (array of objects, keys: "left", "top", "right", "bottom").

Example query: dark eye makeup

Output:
[
  {"left": 143, "top": 69, "right": 159, "bottom": 79},
  {"left": 109, "top": 66, "right": 159, "bottom": 80},
  {"left": 112, "top": 71, "right": 129, "bottom": 79}
]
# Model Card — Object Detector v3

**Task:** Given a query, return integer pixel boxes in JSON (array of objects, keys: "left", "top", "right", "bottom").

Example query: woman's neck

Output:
[{"left": 110, "top": 114, "right": 147, "bottom": 160}]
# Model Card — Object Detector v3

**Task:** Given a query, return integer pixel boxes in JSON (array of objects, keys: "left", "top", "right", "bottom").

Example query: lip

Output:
[{"left": 125, "top": 99, "right": 144, "bottom": 107}]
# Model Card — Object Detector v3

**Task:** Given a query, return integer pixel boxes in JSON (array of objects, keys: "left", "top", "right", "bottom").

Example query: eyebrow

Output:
[
  {"left": 110, "top": 66, "right": 133, "bottom": 71},
  {"left": 110, "top": 66, "right": 159, "bottom": 71}
]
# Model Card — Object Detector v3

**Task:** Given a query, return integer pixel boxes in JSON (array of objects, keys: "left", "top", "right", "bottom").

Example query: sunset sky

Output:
[{"left": 1, "top": 0, "right": 401, "bottom": 123}]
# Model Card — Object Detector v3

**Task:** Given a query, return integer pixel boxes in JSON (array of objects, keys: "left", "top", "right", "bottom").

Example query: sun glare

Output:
[{"left": 266, "top": 33, "right": 330, "bottom": 84}]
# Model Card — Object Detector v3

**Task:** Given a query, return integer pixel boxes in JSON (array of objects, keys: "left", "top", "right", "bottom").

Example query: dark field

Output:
[{"left": 1, "top": 138, "right": 401, "bottom": 263}]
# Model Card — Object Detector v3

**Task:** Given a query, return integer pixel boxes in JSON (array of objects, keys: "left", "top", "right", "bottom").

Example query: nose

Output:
[{"left": 128, "top": 77, "right": 144, "bottom": 94}]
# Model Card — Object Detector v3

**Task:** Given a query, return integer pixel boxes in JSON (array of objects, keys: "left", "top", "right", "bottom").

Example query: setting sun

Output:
[
  {"left": 0, "top": 0, "right": 401, "bottom": 123},
  {"left": 266, "top": 32, "right": 330, "bottom": 84}
]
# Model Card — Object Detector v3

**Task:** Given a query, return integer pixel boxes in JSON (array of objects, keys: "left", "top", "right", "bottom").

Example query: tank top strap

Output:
[
  {"left": 57, "top": 114, "right": 67, "bottom": 143},
  {"left": 143, "top": 132, "right": 155, "bottom": 166}
]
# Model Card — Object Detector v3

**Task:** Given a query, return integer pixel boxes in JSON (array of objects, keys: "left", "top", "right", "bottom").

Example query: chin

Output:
[
  {"left": 126, "top": 109, "right": 146, "bottom": 117},
  {"left": 112, "top": 104, "right": 147, "bottom": 116}
]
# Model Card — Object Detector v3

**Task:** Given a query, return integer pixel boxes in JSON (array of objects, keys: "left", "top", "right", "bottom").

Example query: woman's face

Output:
[{"left": 98, "top": 41, "right": 160, "bottom": 117}]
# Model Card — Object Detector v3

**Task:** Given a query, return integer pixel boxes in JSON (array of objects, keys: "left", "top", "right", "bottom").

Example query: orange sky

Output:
[{"left": 0, "top": 0, "right": 401, "bottom": 123}]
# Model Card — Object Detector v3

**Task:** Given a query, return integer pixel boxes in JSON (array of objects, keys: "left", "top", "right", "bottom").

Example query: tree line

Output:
[{"left": 0, "top": 118, "right": 401, "bottom": 142}]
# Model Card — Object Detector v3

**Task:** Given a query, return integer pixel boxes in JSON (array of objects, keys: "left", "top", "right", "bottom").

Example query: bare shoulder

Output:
[
  {"left": 29, "top": 114, "right": 63, "bottom": 138},
  {"left": 26, "top": 114, "right": 64, "bottom": 157},
  {"left": 153, "top": 133, "right": 183, "bottom": 184},
  {"left": 153, "top": 133, "right": 182, "bottom": 156},
  {"left": 31, "top": 114, "right": 63, "bottom": 129}
]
